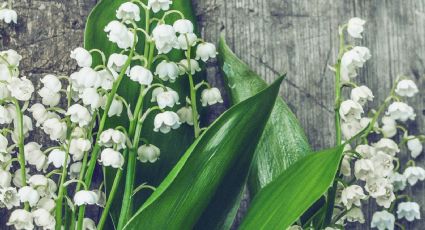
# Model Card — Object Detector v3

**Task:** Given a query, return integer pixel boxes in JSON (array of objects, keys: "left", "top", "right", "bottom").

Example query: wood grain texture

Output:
[{"left": 0, "top": 0, "right": 424, "bottom": 229}]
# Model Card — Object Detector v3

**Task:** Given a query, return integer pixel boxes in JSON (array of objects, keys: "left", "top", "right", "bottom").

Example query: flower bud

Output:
[
  {"left": 177, "top": 106, "right": 194, "bottom": 125},
  {"left": 137, "top": 144, "right": 160, "bottom": 163}
]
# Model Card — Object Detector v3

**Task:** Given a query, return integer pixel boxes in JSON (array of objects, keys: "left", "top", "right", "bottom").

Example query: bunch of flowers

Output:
[
  {"left": 0, "top": 0, "right": 222, "bottom": 229},
  {"left": 325, "top": 18, "right": 423, "bottom": 229}
]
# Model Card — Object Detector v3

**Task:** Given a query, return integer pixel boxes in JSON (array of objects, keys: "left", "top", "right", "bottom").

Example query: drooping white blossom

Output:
[
  {"left": 32, "top": 208, "right": 56, "bottom": 229},
  {"left": 69, "top": 162, "right": 82, "bottom": 179},
  {"left": 339, "top": 100, "right": 364, "bottom": 122},
  {"left": 345, "top": 207, "right": 365, "bottom": 223},
  {"left": 107, "top": 97, "right": 124, "bottom": 117},
  {"left": 373, "top": 138, "right": 400, "bottom": 156},
  {"left": 81, "top": 87, "right": 105, "bottom": 111},
  {"left": 0, "top": 49, "right": 22, "bottom": 66},
  {"left": 36, "top": 197, "right": 56, "bottom": 212},
  {"left": 178, "top": 59, "right": 201, "bottom": 75},
  {"left": 407, "top": 136, "right": 423, "bottom": 159},
  {"left": 73, "top": 190, "right": 99, "bottom": 206},
  {"left": 129, "top": 65, "right": 153, "bottom": 86},
  {"left": 38, "top": 86, "right": 61, "bottom": 107},
  {"left": 201, "top": 88, "right": 223, "bottom": 107},
  {"left": 340, "top": 46, "right": 371, "bottom": 82},
  {"left": 0, "top": 105, "right": 13, "bottom": 124},
  {"left": 18, "top": 186, "right": 40, "bottom": 207},
  {"left": 155, "top": 60, "right": 179, "bottom": 82},
  {"left": 0, "top": 168, "right": 12, "bottom": 188},
  {"left": 371, "top": 151, "right": 394, "bottom": 178},
  {"left": 350, "top": 85, "right": 374, "bottom": 105},
  {"left": 98, "top": 129, "right": 127, "bottom": 150},
  {"left": 395, "top": 79, "right": 419, "bottom": 97},
  {"left": 137, "top": 144, "right": 161, "bottom": 163},
  {"left": 403, "top": 166, "right": 425, "bottom": 186},
  {"left": 104, "top": 21, "right": 134, "bottom": 49},
  {"left": 48, "top": 149, "right": 69, "bottom": 168},
  {"left": 152, "top": 24, "right": 179, "bottom": 54},
  {"left": 99, "top": 148, "right": 124, "bottom": 168},
  {"left": 66, "top": 104, "right": 92, "bottom": 127},
  {"left": 0, "top": 187, "right": 20, "bottom": 209},
  {"left": 107, "top": 53, "right": 129, "bottom": 73},
  {"left": 386, "top": 102, "right": 416, "bottom": 122},
  {"left": 396, "top": 202, "right": 421, "bottom": 222},
  {"left": 0, "top": 8, "right": 17, "bottom": 24},
  {"left": 173, "top": 19, "right": 194, "bottom": 34},
  {"left": 390, "top": 172, "right": 407, "bottom": 192},
  {"left": 70, "top": 67, "right": 103, "bottom": 93},
  {"left": 151, "top": 87, "right": 180, "bottom": 109},
  {"left": 340, "top": 185, "right": 367, "bottom": 209},
  {"left": 69, "top": 138, "right": 91, "bottom": 161},
  {"left": 7, "top": 77, "right": 34, "bottom": 101},
  {"left": 177, "top": 106, "right": 194, "bottom": 125},
  {"left": 196, "top": 42, "right": 217, "bottom": 62},
  {"left": 71, "top": 47, "right": 92, "bottom": 68},
  {"left": 355, "top": 144, "right": 375, "bottom": 159},
  {"left": 148, "top": 0, "right": 172, "bottom": 13},
  {"left": 23, "top": 142, "right": 47, "bottom": 171},
  {"left": 177, "top": 33, "right": 197, "bottom": 50},
  {"left": 82, "top": 218, "right": 97, "bottom": 230},
  {"left": 116, "top": 2, "right": 140, "bottom": 22},
  {"left": 341, "top": 119, "right": 362, "bottom": 139},
  {"left": 371, "top": 210, "right": 395, "bottom": 230},
  {"left": 347, "top": 17, "right": 366, "bottom": 38},
  {"left": 380, "top": 116, "right": 397, "bottom": 138},
  {"left": 153, "top": 111, "right": 181, "bottom": 133},
  {"left": 7, "top": 209, "right": 34, "bottom": 230},
  {"left": 354, "top": 158, "right": 375, "bottom": 181}
]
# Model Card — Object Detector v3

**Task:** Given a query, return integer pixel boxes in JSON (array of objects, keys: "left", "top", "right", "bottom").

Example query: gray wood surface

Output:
[{"left": 1, "top": 0, "right": 424, "bottom": 229}]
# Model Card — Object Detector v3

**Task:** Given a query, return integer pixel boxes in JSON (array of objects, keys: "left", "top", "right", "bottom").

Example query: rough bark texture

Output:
[{"left": 1, "top": 0, "right": 424, "bottom": 229}]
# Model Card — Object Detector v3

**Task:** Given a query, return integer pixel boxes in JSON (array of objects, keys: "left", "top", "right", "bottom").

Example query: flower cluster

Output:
[
  {"left": 0, "top": 0, "right": 223, "bottom": 229},
  {"left": 334, "top": 18, "right": 423, "bottom": 229}
]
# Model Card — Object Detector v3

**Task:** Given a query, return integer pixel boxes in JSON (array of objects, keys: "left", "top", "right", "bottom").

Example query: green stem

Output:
[
  {"left": 76, "top": 29, "right": 138, "bottom": 230},
  {"left": 12, "top": 99, "right": 29, "bottom": 211},
  {"left": 97, "top": 150, "right": 128, "bottom": 230},
  {"left": 185, "top": 42, "right": 201, "bottom": 138},
  {"left": 55, "top": 131, "right": 72, "bottom": 230}
]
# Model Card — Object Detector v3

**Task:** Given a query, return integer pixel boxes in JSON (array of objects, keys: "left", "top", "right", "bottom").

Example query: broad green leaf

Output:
[
  {"left": 239, "top": 146, "right": 344, "bottom": 229},
  {"left": 218, "top": 36, "right": 311, "bottom": 197},
  {"left": 84, "top": 0, "right": 202, "bottom": 227},
  {"left": 123, "top": 77, "right": 284, "bottom": 230}
]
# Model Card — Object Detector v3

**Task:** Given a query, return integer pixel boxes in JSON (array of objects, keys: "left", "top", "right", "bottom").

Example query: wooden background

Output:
[{"left": 1, "top": 0, "right": 424, "bottom": 229}]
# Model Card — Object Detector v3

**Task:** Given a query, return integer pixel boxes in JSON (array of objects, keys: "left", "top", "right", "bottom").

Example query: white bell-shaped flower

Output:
[
  {"left": 98, "top": 129, "right": 127, "bottom": 150},
  {"left": 137, "top": 144, "right": 161, "bottom": 163},
  {"left": 107, "top": 97, "right": 124, "bottom": 117},
  {"left": 340, "top": 47, "right": 371, "bottom": 82},
  {"left": 390, "top": 172, "right": 407, "bottom": 192},
  {"left": 196, "top": 42, "right": 217, "bottom": 62},
  {"left": 18, "top": 186, "right": 40, "bottom": 207},
  {"left": 339, "top": 100, "right": 363, "bottom": 121},
  {"left": 151, "top": 87, "right": 180, "bottom": 109},
  {"left": 69, "top": 162, "right": 82, "bottom": 179},
  {"left": 346, "top": 207, "right": 365, "bottom": 224},
  {"left": 99, "top": 148, "right": 125, "bottom": 168},
  {"left": 178, "top": 59, "right": 201, "bottom": 75},
  {"left": 397, "top": 202, "right": 421, "bottom": 222},
  {"left": 0, "top": 105, "right": 13, "bottom": 125},
  {"left": 36, "top": 197, "right": 56, "bottom": 212},
  {"left": 0, "top": 168, "right": 12, "bottom": 188},
  {"left": 177, "top": 106, "right": 194, "bottom": 125},
  {"left": 82, "top": 218, "right": 97, "bottom": 230},
  {"left": 154, "top": 111, "right": 181, "bottom": 134},
  {"left": 354, "top": 158, "right": 374, "bottom": 181},
  {"left": 340, "top": 185, "right": 367, "bottom": 209},
  {"left": 0, "top": 49, "right": 22, "bottom": 66},
  {"left": 386, "top": 102, "right": 416, "bottom": 122},
  {"left": 152, "top": 24, "right": 179, "bottom": 54},
  {"left": 104, "top": 21, "right": 134, "bottom": 50},
  {"left": 395, "top": 79, "right": 419, "bottom": 97},
  {"left": 372, "top": 138, "right": 400, "bottom": 156},
  {"left": 69, "top": 138, "right": 91, "bottom": 161},
  {"left": 340, "top": 155, "right": 351, "bottom": 177},
  {"left": 381, "top": 116, "right": 397, "bottom": 138},
  {"left": 48, "top": 149, "right": 70, "bottom": 168},
  {"left": 98, "top": 68, "right": 116, "bottom": 91},
  {"left": 28, "top": 174, "right": 48, "bottom": 189},
  {"left": 0, "top": 187, "right": 20, "bottom": 209},
  {"left": 341, "top": 120, "right": 362, "bottom": 140},
  {"left": 155, "top": 60, "right": 179, "bottom": 82},
  {"left": 66, "top": 104, "right": 92, "bottom": 127},
  {"left": 70, "top": 47, "right": 92, "bottom": 68},
  {"left": 7, "top": 77, "right": 34, "bottom": 101},
  {"left": 371, "top": 210, "right": 395, "bottom": 230},
  {"left": 177, "top": 33, "right": 197, "bottom": 50},
  {"left": 350, "top": 85, "right": 373, "bottom": 105},
  {"left": 365, "top": 177, "right": 391, "bottom": 198},
  {"left": 347, "top": 17, "right": 366, "bottom": 38},
  {"left": 173, "top": 19, "right": 194, "bottom": 34},
  {"left": 0, "top": 133, "right": 8, "bottom": 153},
  {"left": 403, "top": 166, "right": 425, "bottom": 186},
  {"left": 81, "top": 88, "right": 105, "bottom": 111},
  {"left": 148, "top": 0, "right": 172, "bottom": 13},
  {"left": 107, "top": 53, "right": 129, "bottom": 73},
  {"left": 70, "top": 67, "right": 103, "bottom": 93},
  {"left": 6, "top": 209, "right": 34, "bottom": 230},
  {"left": 13, "top": 168, "right": 29, "bottom": 188},
  {"left": 355, "top": 144, "right": 375, "bottom": 159},
  {"left": 129, "top": 65, "right": 153, "bottom": 85},
  {"left": 407, "top": 136, "right": 423, "bottom": 158},
  {"left": 38, "top": 86, "right": 61, "bottom": 107},
  {"left": 116, "top": 2, "right": 140, "bottom": 22},
  {"left": 42, "top": 118, "right": 67, "bottom": 141},
  {"left": 0, "top": 82, "right": 10, "bottom": 99},
  {"left": 73, "top": 190, "right": 99, "bottom": 206},
  {"left": 201, "top": 88, "right": 223, "bottom": 107},
  {"left": 0, "top": 9, "right": 17, "bottom": 24},
  {"left": 32, "top": 208, "right": 56, "bottom": 229},
  {"left": 371, "top": 151, "right": 394, "bottom": 177},
  {"left": 41, "top": 74, "right": 62, "bottom": 93}
]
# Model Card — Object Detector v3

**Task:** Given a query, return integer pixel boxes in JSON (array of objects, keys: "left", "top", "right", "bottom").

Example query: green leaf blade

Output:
[
  {"left": 240, "top": 146, "right": 344, "bottom": 229},
  {"left": 218, "top": 36, "right": 311, "bottom": 195},
  {"left": 123, "top": 77, "right": 284, "bottom": 230}
]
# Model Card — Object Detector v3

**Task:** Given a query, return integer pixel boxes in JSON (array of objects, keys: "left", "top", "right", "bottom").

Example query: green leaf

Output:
[
  {"left": 123, "top": 77, "right": 284, "bottom": 230},
  {"left": 218, "top": 36, "right": 311, "bottom": 196},
  {"left": 239, "top": 146, "right": 344, "bottom": 229},
  {"left": 84, "top": 0, "right": 202, "bottom": 227}
]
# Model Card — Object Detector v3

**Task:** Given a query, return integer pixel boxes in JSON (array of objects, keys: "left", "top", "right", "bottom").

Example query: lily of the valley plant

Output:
[{"left": 0, "top": 1, "right": 423, "bottom": 230}]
